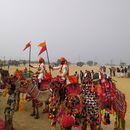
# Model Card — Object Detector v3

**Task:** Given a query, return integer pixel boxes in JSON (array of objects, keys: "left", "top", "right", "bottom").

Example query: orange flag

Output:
[
  {"left": 23, "top": 41, "right": 31, "bottom": 51},
  {"left": 38, "top": 41, "right": 47, "bottom": 56},
  {"left": 38, "top": 41, "right": 46, "bottom": 47}
]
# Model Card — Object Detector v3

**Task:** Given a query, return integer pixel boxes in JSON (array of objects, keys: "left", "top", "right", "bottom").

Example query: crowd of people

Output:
[
  {"left": 74, "top": 70, "right": 96, "bottom": 84},
  {"left": 101, "top": 65, "right": 130, "bottom": 78},
  {"left": 73, "top": 65, "right": 130, "bottom": 86},
  {"left": 116, "top": 66, "right": 130, "bottom": 78}
]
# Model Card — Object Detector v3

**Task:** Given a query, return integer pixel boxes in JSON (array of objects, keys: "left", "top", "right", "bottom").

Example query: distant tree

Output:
[
  {"left": 120, "top": 62, "right": 126, "bottom": 66},
  {"left": 51, "top": 62, "right": 57, "bottom": 66},
  {"left": 8, "top": 60, "right": 12, "bottom": 65},
  {"left": 76, "top": 62, "right": 84, "bottom": 67},
  {"left": 8, "top": 60, "right": 20, "bottom": 66},
  {"left": 13, "top": 60, "right": 20, "bottom": 66},
  {"left": 0, "top": 59, "right": 3, "bottom": 68},
  {"left": 94, "top": 62, "right": 98, "bottom": 66},
  {"left": 67, "top": 61, "right": 71, "bottom": 65},
  {"left": 87, "top": 61, "right": 93, "bottom": 66},
  {"left": 23, "top": 60, "right": 26, "bottom": 66},
  {"left": 57, "top": 59, "right": 61, "bottom": 65}
]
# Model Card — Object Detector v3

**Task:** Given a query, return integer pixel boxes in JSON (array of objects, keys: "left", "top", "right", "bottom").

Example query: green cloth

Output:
[{"left": 22, "top": 73, "right": 32, "bottom": 78}]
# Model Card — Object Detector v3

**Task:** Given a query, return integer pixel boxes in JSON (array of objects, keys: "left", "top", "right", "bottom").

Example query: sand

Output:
[{"left": 0, "top": 65, "right": 129, "bottom": 130}]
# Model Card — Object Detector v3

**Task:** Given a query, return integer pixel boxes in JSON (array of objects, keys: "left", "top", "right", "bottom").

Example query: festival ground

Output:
[{"left": 0, "top": 65, "right": 129, "bottom": 130}]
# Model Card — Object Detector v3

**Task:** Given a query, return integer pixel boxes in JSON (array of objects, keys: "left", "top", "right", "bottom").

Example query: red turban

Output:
[
  {"left": 60, "top": 57, "right": 67, "bottom": 62},
  {"left": 39, "top": 57, "right": 45, "bottom": 64}
]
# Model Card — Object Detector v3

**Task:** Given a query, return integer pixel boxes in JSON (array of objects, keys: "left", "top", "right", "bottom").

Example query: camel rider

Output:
[
  {"left": 29, "top": 57, "right": 46, "bottom": 89},
  {"left": 49, "top": 57, "right": 69, "bottom": 103},
  {"left": 50, "top": 57, "right": 69, "bottom": 83},
  {"left": 37, "top": 57, "right": 46, "bottom": 87}
]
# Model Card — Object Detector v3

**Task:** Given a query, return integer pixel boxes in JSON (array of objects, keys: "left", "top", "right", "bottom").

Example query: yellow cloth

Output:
[
  {"left": 3, "top": 88, "right": 8, "bottom": 97},
  {"left": 19, "top": 94, "right": 25, "bottom": 112}
]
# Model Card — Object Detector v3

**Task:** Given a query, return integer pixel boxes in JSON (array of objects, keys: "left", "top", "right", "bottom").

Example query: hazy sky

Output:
[{"left": 0, "top": 0, "right": 129, "bottom": 64}]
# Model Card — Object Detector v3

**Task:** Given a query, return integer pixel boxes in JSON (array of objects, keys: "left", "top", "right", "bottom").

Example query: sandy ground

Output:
[{"left": 0, "top": 65, "right": 129, "bottom": 130}]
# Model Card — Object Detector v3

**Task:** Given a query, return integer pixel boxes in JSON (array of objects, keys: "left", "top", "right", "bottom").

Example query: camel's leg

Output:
[
  {"left": 5, "top": 112, "right": 14, "bottom": 130},
  {"left": 43, "top": 99, "right": 49, "bottom": 113},
  {"left": 15, "top": 92, "right": 20, "bottom": 111},
  {"left": 30, "top": 101, "right": 36, "bottom": 116},
  {"left": 35, "top": 105, "right": 40, "bottom": 119},
  {"left": 9, "top": 116, "right": 13, "bottom": 130},
  {"left": 82, "top": 120, "right": 87, "bottom": 130}
]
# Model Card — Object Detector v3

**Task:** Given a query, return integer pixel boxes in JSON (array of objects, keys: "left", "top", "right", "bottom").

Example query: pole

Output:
[
  {"left": 45, "top": 41, "right": 51, "bottom": 73},
  {"left": 29, "top": 45, "right": 31, "bottom": 76},
  {"left": 46, "top": 48, "right": 52, "bottom": 73},
  {"left": 3, "top": 56, "right": 5, "bottom": 69},
  {"left": 46, "top": 49, "right": 50, "bottom": 65}
]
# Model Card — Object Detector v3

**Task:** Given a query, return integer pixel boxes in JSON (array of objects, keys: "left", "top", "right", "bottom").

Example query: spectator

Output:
[
  {"left": 8, "top": 63, "right": 10, "bottom": 71},
  {"left": 109, "top": 67, "right": 112, "bottom": 77},
  {"left": 74, "top": 71, "right": 79, "bottom": 83},
  {"left": 91, "top": 70, "right": 94, "bottom": 80},
  {"left": 117, "top": 67, "right": 120, "bottom": 77},
  {"left": 84, "top": 70, "right": 88, "bottom": 78},
  {"left": 128, "top": 66, "right": 130, "bottom": 72},
  {"left": 121, "top": 68, "right": 124, "bottom": 78},
  {"left": 103, "top": 66, "right": 106, "bottom": 73},
  {"left": 80, "top": 70, "right": 84, "bottom": 83},
  {"left": 100, "top": 66, "right": 103, "bottom": 72},
  {"left": 112, "top": 67, "right": 116, "bottom": 77},
  {"left": 124, "top": 67, "right": 128, "bottom": 77}
]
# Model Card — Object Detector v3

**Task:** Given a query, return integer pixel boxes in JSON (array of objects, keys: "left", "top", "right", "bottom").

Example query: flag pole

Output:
[
  {"left": 45, "top": 41, "right": 50, "bottom": 64},
  {"left": 46, "top": 49, "right": 52, "bottom": 74},
  {"left": 46, "top": 49, "right": 50, "bottom": 65},
  {"left": 29, "top": 44, "right": 31, "bottom": 76},
  {"left": 45, "top": 41, "right": 51, "bottom": 73}
]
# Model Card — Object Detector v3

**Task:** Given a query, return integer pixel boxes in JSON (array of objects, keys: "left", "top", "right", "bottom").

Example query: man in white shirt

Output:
[
  {"left": 37, "top": 57, "right": 46, "bottom": 83},
  {"left": 50, "top": 57, "right": 69, "bottom": 83}
]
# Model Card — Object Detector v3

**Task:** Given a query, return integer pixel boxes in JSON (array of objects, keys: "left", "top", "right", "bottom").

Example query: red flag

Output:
[
  {"left": 38, "top": 46, "right": 47, "bottom": 56},
  {"left": 23, "top": 41, "right": 31, "bottom": 51},
  {"left": 38, "top": 42, "right": 47, "bottom": 56}
]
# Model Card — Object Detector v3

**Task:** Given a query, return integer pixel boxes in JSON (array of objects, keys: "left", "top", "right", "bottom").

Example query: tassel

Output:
[
  {"left": 87, "top": 123, "right": 91, "bottom": 130},
  {"left": 115, "top": 114, "right": 119, "bottom": 129},
  {"left": 0, "top": 118, "right": 4, "bottom": 130},
  {"left": 119, "top": 118, "right": 124, "bottom": 130},
  {"left": 98, "top": 125, "right": 103, "bottom": 130},
  {"left": 117, "top": 115, "right": 121, "bottom": 130},
  {"left": 97, "top": 84, "right": 101, "bottom": 94},
  {"left": 19, "top": 94, "right": 25, "bottom": 112},
  {"left": 106, "top": 113, "right": 110, "bottom": 124},
  {"left": 103, "top": 113, "right": 107, "bottom": 125},
  {"left": 19, "top": 99, "right": 24, "bottom": 112},
  {"left": 121, "top": 119, "right": 125, "bottom": 130},
  {"left": 119, "top": 118, "right": 122, "bottom": 130},
  {"left": 3, "top": 88, "right": 8, "bottom": 97},
  {"left": 101, "top": 109, "right": 105, "bottom": 115},
  {"left": 114, "top": 119, "right": 118, "bottom": 130},
  {"left": 94, "top": 124, "right": 97, "bottom": 130}
]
